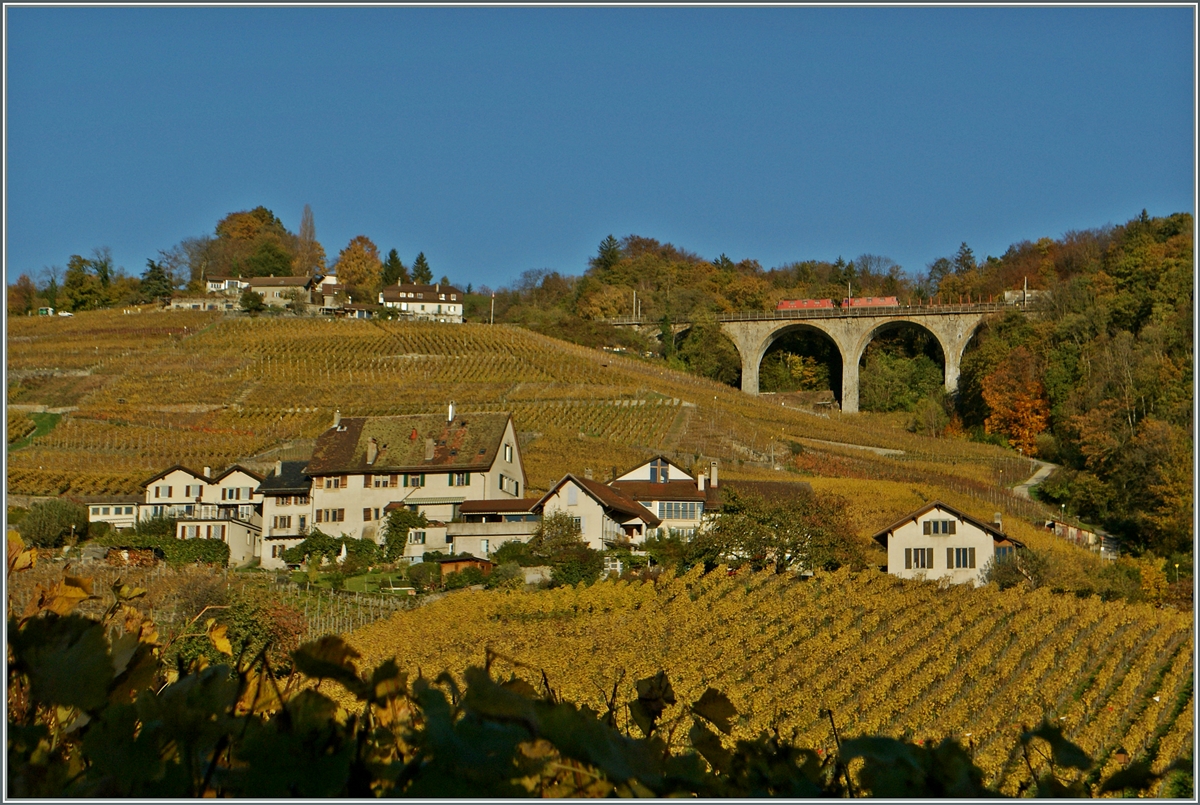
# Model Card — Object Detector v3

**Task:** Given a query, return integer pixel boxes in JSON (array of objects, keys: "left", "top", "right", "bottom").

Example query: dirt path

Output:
[
  {"left": 797, "top": 437, "right": 905, "bottom": 457},
  {"left": 1012, "top": 460, "right": 1057, "bottom": 500}
]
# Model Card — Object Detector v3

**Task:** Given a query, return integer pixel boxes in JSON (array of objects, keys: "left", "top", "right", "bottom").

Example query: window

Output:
[
  {"left": 923, "top": 519, "right": 957, "bottom": 535},
  {"left": 296, "top": 495, "right": 310, "bottom": 505},
  {"left": 92, "top": 507, "right": 101, "bottom": 516},
  {"left": 650, "top": 458, "right": 670, "bottom": 483},
  {"left": 409, "top": 531, "right": 426, "bottom": 545},
  {"left": 571, "top": 517, "right": 582, "bottom": 531},
  {"left": 316, "top": 509, "right": 345, "bottom": 523},
  {"left": 298, "top": 515, "right": 307, "bottom": 530},
  {"left": 659, "top": 502, "right": 702, "bottom": 520},
  {"left": 499, "top": 474, "right": 519, "bottom": 496},
  {"left": 324, "top": 476, "right": 343, "bottom": 489},
  {"left": 449, "top": 472, "right": 470, "bottom": 486},
  {"left": 373, "top": 475, "right": 395, "bottom": 488},
  {"left": 403, "top": 473, "right": 425, "bottom": 488},
  {"left": 904, "top": 547, "right": 934, "bottom": 569},
  {"left": 278, "top": 496, "right": 292, "bottom": 506},
  {"left": 504, "top": 443, "right": 513, "bottom": 462},
  {"left": 125, "top": 506, "right": 134, "bottom": 515},
  {"left": 271, "top": 545, "right": 284, "bottom": 558},
  {"left": 567, "top": 486, "right": 578, "bottom": 506},
  {"left": 273, "top": 515, "right": 292, "bottom": 529},
  {"left": 102, "top": 507, "right": 111, "bottom": 515},
  {"left": 363, "top": 508, "right": 375, "bottom": 522},
  {"left": 995, "top": 545, "right": 1015, "bottom": 561},
  {"left": 948, "top": 547, "right": 977, "bottom": 569}
]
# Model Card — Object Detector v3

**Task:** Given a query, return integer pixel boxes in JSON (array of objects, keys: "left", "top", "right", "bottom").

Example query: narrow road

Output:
[{"left": 1012, "top": 460, "right": 1057, "bottom": 500}]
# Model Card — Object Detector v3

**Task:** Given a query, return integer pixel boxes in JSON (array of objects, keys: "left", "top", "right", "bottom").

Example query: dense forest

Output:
[{"left": 8, "top": 210, "right": 1193, "bottom": 559}]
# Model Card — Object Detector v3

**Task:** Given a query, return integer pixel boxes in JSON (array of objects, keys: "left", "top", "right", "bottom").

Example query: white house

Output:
[
  {"left": 871, "top": 500, "right": 1024, "bottom": 587},
  {"left": 257, "top": 460, "right": 313, "bottom": 570},
  {"left": 206, "top": 276, "right": 250, "bottom": 295},
  {"left": 446, "top": 498, "right": 542, "bottom": 559},
  {"left": 80, "top": 495, "right": 142, "bottom": 531},
  {"left": 137, "top": 464, "right": 265, "bottom": 566},
  {"left": 609, "top": 456, "right": 720, "bottom": 539},
  {"left": 303, "top": 405, "right": 526, "bottom": 561},
  {"left": 533, "top": 474, "right": 661, "bottom": 552},
  {"left": 378, "top": 283, "right": 464, "bottom": 323},
  {"left": 245, "top": 276, "right": 313, "bottom": 309}
]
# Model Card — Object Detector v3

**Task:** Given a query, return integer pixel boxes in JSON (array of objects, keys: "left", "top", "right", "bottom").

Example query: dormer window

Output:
[{"left": 651, "top": 458, "right": 669, "bottom": 483}]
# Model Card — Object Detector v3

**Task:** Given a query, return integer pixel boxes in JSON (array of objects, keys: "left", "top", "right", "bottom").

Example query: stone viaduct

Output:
[{"left": 609, "top": 303, "right": 1011, "bottom": 414}]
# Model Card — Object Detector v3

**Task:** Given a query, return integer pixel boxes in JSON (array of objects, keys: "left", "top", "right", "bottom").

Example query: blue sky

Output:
[{"left": 5, "top": 6, "right": 1195, "bottom": 291}]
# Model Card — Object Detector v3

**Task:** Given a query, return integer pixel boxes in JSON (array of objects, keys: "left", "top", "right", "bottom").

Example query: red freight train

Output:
[
  {"left": 841, "top": 296, "right": 899, "bottom": 308},
  {"left": 776, "top": 298, "right": 835, "bottom": 310}
]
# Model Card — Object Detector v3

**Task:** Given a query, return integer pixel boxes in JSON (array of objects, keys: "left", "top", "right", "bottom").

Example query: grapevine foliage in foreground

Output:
[{"left": 6, "top": 543, "right": 1189, "bottom": 797}]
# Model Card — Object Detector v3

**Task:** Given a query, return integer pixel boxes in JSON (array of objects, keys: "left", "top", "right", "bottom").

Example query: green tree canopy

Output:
[{"left": 411, "top": 252, "right": 433, "bottom": 285}]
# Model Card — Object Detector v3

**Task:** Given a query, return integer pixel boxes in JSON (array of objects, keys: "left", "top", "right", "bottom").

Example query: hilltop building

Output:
[{"left": 378, "top": 283, "right": 464, "bottom": 323}]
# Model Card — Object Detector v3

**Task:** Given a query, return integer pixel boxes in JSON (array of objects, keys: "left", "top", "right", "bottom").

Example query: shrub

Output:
[
  {"left": 92, "top": 530, "right": 230, "bottom": 566},
  {"left": 549, "top": 545, "right": 603, "bottom": 587},
  {"left": 486, "top": 561, "right": 525, "bottom": 590},
  {"left": 405, "top": 561, "right": 441, "bottom": 592},
  {"left": 20, "top": 498, "right": 88, "bottom": 547},
  {"left": 491, "top": 539, "right": 534, "bottom": 566},
  {"left": 445, "top": 566, "right": 486, "bottom": 590}
]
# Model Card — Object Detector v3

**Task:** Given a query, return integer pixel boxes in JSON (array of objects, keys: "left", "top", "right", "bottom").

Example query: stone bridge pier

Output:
[{"left": 719, "top": 310, "right": 992, "bottom": 413}]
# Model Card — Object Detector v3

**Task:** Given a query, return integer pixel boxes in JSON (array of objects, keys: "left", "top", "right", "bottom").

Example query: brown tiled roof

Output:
[
  {"left": 380, "top": 283, "right": 463, "bottom": 302},
  {"left": 304, "top": 413, "right": 512, "bottom": 475},
  {"left": 141, "top": 464, "right": 210, "bottom": 487},
  {"left": 534, "top": 475, "right": 662, "bottom": 527},
  {"left": 459, "top": 498, "right": 541, "bottom": 515},
  {"left": 869, "top": 500, "right": 1024, "bottom": 547},
  {"left": 246, "top": 276, "right": 312, "bottom": 288},
  {"left": 211, "top": 465, "right": 265, "bottom": 483},
  {"left": 610, "top": 480, "right": 707, "bottom": 503}
]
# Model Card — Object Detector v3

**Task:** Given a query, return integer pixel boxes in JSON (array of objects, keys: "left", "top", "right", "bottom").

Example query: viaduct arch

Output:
[{"left": 718, "top": 307, "right": 1001, "bottom": 413}]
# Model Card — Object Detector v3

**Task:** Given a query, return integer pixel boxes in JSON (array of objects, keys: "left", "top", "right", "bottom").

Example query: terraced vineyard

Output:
[{"left": 346, "top": 567, "right": 1194, "bottom": 797}]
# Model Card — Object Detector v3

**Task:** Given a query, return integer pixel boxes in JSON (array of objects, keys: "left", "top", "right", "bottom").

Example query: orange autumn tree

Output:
[{"left": 980, "top": 345, "right": 1050, "bottom": 455}]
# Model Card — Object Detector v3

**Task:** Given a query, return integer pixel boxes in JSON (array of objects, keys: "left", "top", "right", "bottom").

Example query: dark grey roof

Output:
[{"left": 257, "top": 460, "right": 312, "bottom": 495}]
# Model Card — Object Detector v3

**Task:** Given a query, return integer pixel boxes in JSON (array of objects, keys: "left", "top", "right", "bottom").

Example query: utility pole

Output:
[{"left": 490, "top": 293, "right": 494, "bottom": 325}]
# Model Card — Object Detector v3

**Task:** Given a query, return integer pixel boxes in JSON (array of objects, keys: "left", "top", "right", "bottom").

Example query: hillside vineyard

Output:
[
  {"left": 345, "top": 567, "right": 1194, "bottom": 798},
  {"left": 7, "top": 310, "right": 1038, "bottom": 505}
]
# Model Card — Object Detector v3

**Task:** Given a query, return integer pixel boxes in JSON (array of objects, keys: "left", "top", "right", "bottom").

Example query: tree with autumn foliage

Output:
[
  {"left": 292, "top": 204, "right": 326, "bottom": 276},
  {"left": 333, "top": 235, "right": 383, "bottom": 298},
  {"left": 980, "top": 345, "right": 1051, "bottom": 455}
]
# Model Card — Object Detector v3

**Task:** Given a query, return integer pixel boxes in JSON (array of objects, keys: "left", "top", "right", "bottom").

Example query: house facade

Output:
[
  {"left": 80, "top": 495, "right": 142, "bottom": 531},
  {"left": 872, "top": 501, "right": 1024, "bottom": 587},
  {"left": 206, "top": 276, "right": 250, "bottom": 295},
  {"left": 303, "top": 406, "right": 526, "bottom": 560},
  {"left": 533, "top": 474, "right": 661, "bottom": 552},
  {"left": 609, "top": 456, "right": 720, "bottom": 539},
  {"left": 245, "top": 276, "right": 313, "bottom": 309},
  {"left": 258, "top": 460, "right": 314, "bottom": 570},
  {"left": 378, "top": 283, "right": 464, "bottom": 323},
  {"left": 446, "top": 498, "right": 541, "bottom": 558}
]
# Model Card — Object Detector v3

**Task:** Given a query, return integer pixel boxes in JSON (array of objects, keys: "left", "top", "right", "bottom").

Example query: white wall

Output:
[{"left": 886, "top": 506, "right": 998, "bottom": 587}]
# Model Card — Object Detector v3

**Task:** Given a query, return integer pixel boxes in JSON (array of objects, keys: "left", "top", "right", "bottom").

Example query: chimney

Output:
[
  {"left": 425, "top": 438, "right": 435, "bottom": 461},
  {"left": 366, "top": 437, "right": 378, "bottom": 465},
  {"left": 203, "top": 466, "right": 211, "bottom": 478},
  {"left": 333, "top": 409, "right": 341, "bottom": 429},
  {"left": 993, "top": 512, "right": 1003, "bottom": 532},
  {"left": 698, "top": 472, "right": 706, "bottom": 491},
  {"left": 584, "top": 468, "right": 593, "bottom": 480},
  {"left": 275, "top": 460, "right": 282, "bottom": 477},
  {"left": 709, "top": 460, "right": 718, "bottom": 488},
  {"left": 448, "top": 401, "right": 455, "bottom": 423}
]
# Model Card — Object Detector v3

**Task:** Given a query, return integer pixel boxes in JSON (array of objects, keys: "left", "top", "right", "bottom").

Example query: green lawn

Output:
[
  {"left": 9, "top": 412, "right": 61, "bottom": 450},
  {"left": 288, "top": 569, "right": 415, "bottom": 594}
]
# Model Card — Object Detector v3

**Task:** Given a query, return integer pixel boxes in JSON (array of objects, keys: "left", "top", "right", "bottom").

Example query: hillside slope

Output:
[{"left": 7, "top": 308, "right": 1060, "bottom": 553}]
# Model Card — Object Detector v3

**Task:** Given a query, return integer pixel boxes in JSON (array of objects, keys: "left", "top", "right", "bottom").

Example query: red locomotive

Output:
[
  {"left": 841, "top": 296, "right": 899, "bottom": 308},
  {"left": 775, "top": 298, "right": 835, "bottom": 310}
]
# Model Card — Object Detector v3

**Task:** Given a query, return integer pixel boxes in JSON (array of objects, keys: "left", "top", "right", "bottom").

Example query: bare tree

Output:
[{"left": 294, "top": 204, "right": 326, "bottom": 276}]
